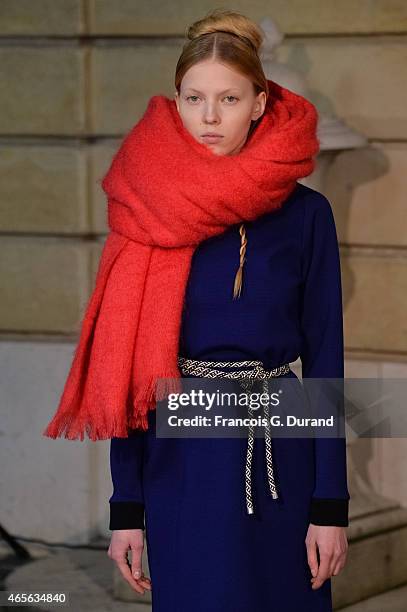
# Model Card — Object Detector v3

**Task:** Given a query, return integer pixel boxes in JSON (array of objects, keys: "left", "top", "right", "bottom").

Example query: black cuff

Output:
[
  {"left": 109, "top": 501, "right": 145, "bottom": 530},
  {"left": 309, "top": 497, "right": 349, "bottom": 527}
]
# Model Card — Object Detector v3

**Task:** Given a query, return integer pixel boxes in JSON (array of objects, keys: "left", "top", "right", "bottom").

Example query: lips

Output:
[{"left": 201, "top": 134, "right": 224, "bottom": 143}]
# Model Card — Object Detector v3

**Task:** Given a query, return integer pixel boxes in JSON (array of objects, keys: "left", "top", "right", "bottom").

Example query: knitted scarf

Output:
[{"left": 43, "top": 78, "right": 319, "bottom": 441}]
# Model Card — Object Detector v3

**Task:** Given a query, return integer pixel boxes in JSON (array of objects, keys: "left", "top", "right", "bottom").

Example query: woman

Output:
[{"left": 44, "top": 9, "right": 349, "bottom": 612}]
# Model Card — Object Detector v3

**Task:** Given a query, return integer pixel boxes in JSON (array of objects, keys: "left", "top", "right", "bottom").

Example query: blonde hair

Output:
[
  {"left": 175, "top": 9, "right": 267, "bottom": 299},
  {"left": 175, "top": 8, "right": 268, "bottom": 105}
]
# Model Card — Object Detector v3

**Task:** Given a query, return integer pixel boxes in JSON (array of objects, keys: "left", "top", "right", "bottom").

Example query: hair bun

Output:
[{"left": 186, "top": 9, "right": 263, "bottom": 54}]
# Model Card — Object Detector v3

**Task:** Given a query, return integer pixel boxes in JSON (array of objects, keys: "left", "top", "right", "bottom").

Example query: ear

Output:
[{"left": 252, "top": 91, "right": 267, "bottom": 121}]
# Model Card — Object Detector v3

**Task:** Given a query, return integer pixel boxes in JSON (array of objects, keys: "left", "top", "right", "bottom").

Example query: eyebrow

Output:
[{"left": 184, "top": 87, "right": 241, "bottom": 94}]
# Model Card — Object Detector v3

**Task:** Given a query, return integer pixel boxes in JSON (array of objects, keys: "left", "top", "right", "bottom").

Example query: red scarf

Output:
[{"left": 43, "top": 79, "right": 319, "bottom": 441}]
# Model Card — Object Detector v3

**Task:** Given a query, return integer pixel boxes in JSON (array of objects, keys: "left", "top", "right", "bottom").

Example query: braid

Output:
[{"left": 233, "top": 223, "right": 247, "bottom": 299}]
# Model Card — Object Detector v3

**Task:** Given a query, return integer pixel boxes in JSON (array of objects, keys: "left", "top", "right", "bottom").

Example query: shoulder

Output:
[
  {"left": 292, "top": 183, "right": 337, "bottom": 239},
  {"left": 293, "top": 183, "right": 333, "bottom": 216},
  {"left": 251, "top": 182, "right": 336, "bottom": 233},
  {"left": 267, "top": 182, "right": 334, "bottom": 225}
]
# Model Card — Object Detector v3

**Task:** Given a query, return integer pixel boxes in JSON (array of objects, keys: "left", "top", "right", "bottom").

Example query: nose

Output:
[{"left": 202, "top": 102, "right": 221, "bottom": 125}]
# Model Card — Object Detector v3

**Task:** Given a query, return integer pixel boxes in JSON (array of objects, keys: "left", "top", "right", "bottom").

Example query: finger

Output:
[
  {"left": 137, "top": 576, "right": 152, "bottom": 590},
  {"left": 306, "top": 538, "right": 319, "bottom": 578},
  {"left": 115, "top": 558, "right": 146, "bottom": 594},
  {"left": 330, "top": 540, "right": 348, "bottom": 576},
  {"left": 331, "top": 554, "right": 346, "bottom": 576},
  {"left": 130, "top": 542, "right": 152, "bottom": 591},
  {"left": 130, "top": 543, "right": 145, "bottom": 580},
  {"left": 311, "top": 552, "right": 332, "bottom": 590},
  {"left": 135, "top": 573, "right": 152, "bottom": 590}
]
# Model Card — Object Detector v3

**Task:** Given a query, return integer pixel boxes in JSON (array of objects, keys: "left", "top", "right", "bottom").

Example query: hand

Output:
[
  {"left": 107, "top": 529, "right": 152, "bottom": 595},
  {"left": 305, "top": 524, "right": 348, "bottom": 590}
]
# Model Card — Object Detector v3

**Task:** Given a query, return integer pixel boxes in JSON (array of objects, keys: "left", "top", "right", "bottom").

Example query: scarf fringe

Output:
[
  {"left": 43, "top": 368, "right": 184, "bottom": 440},
  {"left": 130, "top": 369, "right": 184, "bottom": 432},
  {"left": 42, "top": 411, "right": 131, "bottom": 442}
]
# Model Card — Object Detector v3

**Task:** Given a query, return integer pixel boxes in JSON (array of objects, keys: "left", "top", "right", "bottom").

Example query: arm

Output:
[
  {"left": 109, "top": 431, "right": 145, "bottom": 530},
  {"left": 299, "top": 192, "right": 350, "bottom": 527}
]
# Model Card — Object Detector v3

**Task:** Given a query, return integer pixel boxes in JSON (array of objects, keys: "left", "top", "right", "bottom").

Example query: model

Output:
[{"left": 44, "top": 9, "right": 350, "bottom": 612}]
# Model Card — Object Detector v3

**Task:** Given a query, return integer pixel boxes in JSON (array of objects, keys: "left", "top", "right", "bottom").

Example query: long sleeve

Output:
[
  {"left": 299, "top": 192, "right": 350, "bottom": 527},
  {"left": 109, "top": 431, "right": 145, "bottom": 530}
]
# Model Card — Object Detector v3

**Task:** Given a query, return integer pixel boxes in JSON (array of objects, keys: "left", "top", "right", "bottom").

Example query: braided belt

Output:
[{"left": 177, "top": 357, "right": 290, "bottom": 516}]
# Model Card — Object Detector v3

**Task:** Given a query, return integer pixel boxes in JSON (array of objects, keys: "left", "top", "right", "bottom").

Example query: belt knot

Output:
[{"left": 177, "top": 357, "right": 290, "bottom": 516}]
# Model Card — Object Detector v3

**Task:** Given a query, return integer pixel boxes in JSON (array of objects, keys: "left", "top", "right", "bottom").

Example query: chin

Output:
[
  {"left": 201, "top": 142, "right": 225, "bottom": 154},
  {"left": 210, "top": 146, "right": 227, "bottom": 156}
]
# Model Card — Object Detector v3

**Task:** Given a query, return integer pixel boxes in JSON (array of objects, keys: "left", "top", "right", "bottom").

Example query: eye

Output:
[{"left": 185, "top": 95, "right": 239, "bottom": 104}]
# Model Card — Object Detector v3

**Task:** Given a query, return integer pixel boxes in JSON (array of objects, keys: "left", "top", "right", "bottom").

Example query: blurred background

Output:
[{"left": 0, "top": 2, "right": 406, "bottom": 610}]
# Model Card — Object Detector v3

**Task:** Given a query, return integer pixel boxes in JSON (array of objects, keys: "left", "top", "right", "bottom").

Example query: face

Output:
[{"left": 174, "top": 59, "right": 266, "bottom": 156}]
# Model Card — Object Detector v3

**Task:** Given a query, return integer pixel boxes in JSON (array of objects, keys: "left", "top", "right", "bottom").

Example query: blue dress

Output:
[{"left": 108, "top": 183, "right": 350, "bottom": 612}]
